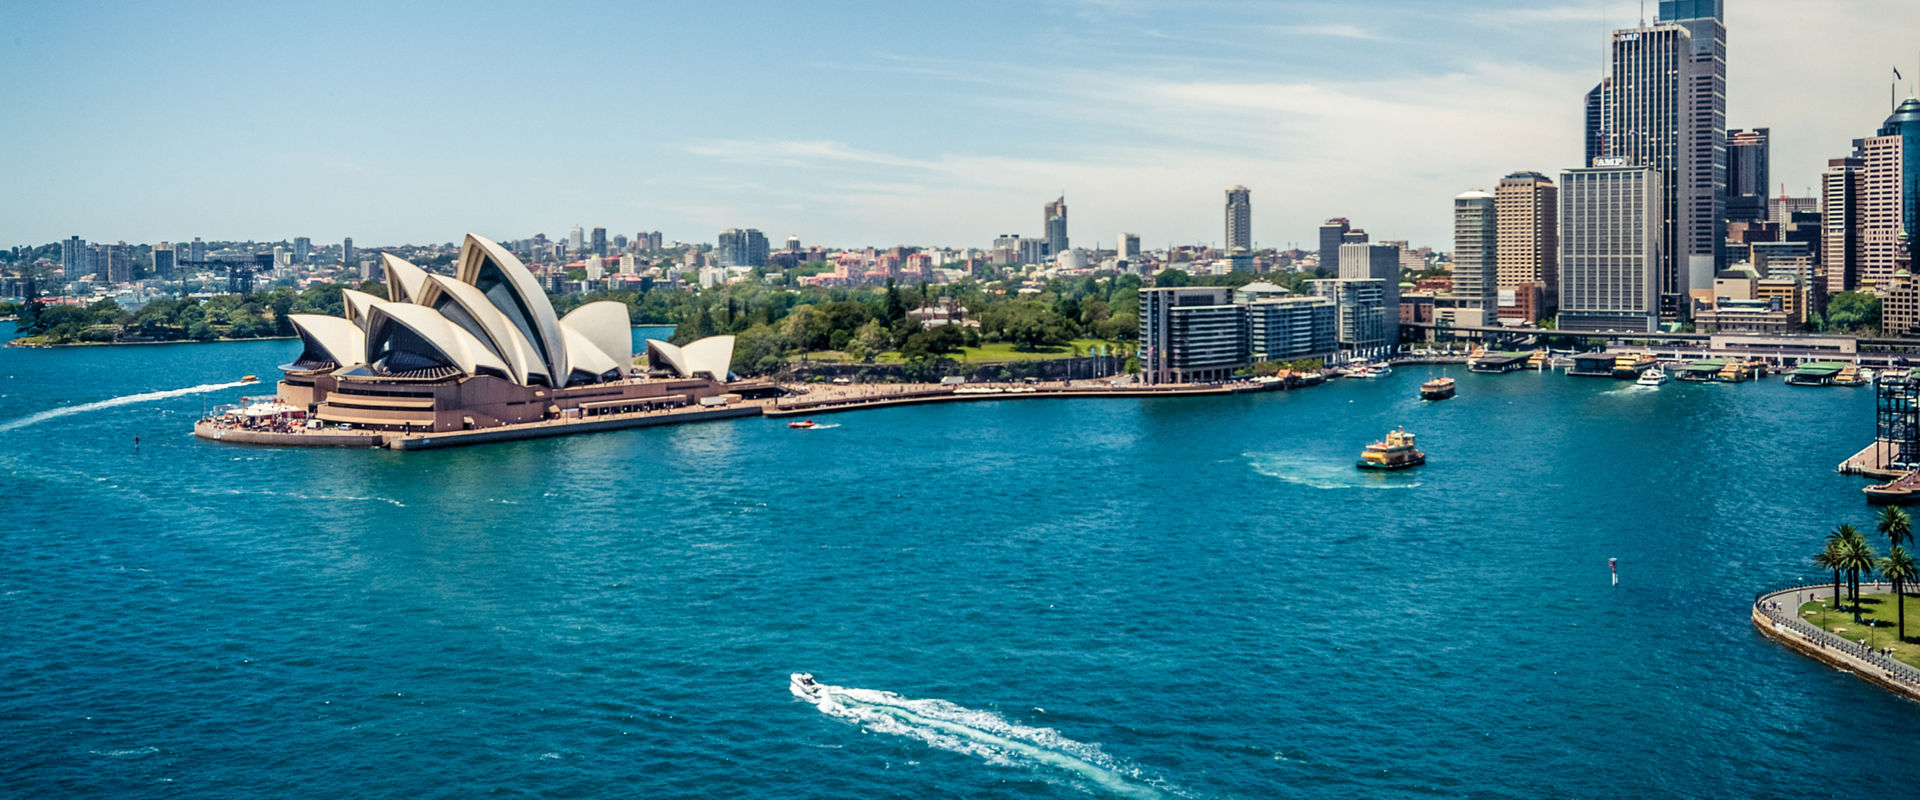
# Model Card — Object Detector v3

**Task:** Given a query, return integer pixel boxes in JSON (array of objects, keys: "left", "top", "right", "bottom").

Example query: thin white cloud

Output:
[
  {"left": 1268, "top": 23, "right": 1380, "bottom": 40},
  {"left": 684, "top": 140, "right": 939, "bottom": 171}
]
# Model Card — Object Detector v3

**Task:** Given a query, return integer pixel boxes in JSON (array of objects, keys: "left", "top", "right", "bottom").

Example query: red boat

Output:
[{"left": 788, "top": 420, "right": 816, "bottom": 429}]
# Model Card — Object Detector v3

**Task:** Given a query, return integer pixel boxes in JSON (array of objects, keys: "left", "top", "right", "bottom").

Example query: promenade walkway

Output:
[{"left": 1752, "top": 582, "right": 1920, "bottom": 701}]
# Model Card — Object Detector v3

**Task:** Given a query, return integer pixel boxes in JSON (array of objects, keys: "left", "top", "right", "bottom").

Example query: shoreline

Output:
[{"left": 1752, "top": 583, "right": 1920, "bottom": 703}]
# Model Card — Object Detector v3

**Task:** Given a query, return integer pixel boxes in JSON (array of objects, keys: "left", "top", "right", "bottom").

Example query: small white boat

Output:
[
  {"left": 1861, "top": 368, "right": 1878, "bottom": 382},
  {"left": 1352, "top": 364, "right": 1392, "bottom": 379},
  {"left": 1637, "top": 367, "right": 1668, "bottom": 386},
  {"left": 790, "top": 672, "right": 828, "bottom": 703}
]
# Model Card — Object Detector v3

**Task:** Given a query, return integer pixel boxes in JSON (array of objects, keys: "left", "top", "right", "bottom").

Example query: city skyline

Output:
[{"left": 2, "top": 1, "right": 1916, "bottom": 251}]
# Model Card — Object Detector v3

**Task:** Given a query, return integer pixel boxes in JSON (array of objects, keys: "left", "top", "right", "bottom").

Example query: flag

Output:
[{"left": 1899, "top": 66, "right": 1905, "bottom": 81}]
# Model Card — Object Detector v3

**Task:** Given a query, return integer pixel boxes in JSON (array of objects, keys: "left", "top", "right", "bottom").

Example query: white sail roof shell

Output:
[
  {"left": 559, "top": 301, "right": 634, "bottom": 376},
  {"left": 646, "top": 335, "right": 735, "bottom": 380},
  {"left": 456, "top": 234, "right": 569, "bottom": 386},
  {"left": 288, "top": 314, "right": 367, "bottom": 367},
  {"left": 382, "top": 254, "right": 431, "bottom": 305},
  {"left": 416, "top": 274, "right": 551, "bottom": 387},
  {"left": 340, "top": 289, "right": 382, "bottom": 330},
  {"left": 363, "top": 301, "right": 511, "bottom": 379}
]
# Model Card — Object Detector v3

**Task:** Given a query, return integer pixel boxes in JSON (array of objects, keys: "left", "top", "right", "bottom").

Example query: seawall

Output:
[{"left": 1751, "top": 583, "right": 1920, "bottom": 703}]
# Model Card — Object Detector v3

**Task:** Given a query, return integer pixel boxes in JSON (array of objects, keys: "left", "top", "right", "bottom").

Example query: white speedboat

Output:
[
  {"left": 790, "top": 672, "right": 829, "bottom": 703},
  {"left": 1637, "top": 367, "right": 1668, "bottom": 386},
  {"left": 1357, "top": 364, "right": 1392, "bottom": 379}
]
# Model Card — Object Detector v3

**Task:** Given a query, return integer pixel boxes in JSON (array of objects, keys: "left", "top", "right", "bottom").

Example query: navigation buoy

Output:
[{"left": 1610, "top": 557, "right": 1618, "bottom": 586}]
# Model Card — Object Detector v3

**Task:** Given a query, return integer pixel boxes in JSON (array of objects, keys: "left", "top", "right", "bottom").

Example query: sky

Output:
[{"left": 3, "top": 0, "right": 1917, "bottom": 252}]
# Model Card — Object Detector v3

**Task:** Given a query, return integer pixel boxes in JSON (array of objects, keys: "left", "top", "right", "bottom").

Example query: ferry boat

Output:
[
  {"left": 1419, "top": 377, "right": 1456, "bottom": 400},
  {"left": 1353, "top": 363, "right": 1393, "bottom": 379},
  {"left": 1357, "top": 428, "right": 1425, "bottom": 470},
  {"left": 240, "top": 375, "right": 260, "bottom": 384},
  {"left": 1610, "top": 353, "right": 1656, "bottom": 379},
  {"left": 1636, "top": 367, "right": 1668, "bottom": 386}
]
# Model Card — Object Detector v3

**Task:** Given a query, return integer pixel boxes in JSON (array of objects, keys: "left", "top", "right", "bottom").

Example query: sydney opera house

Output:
[{"left": 275, "top": 234, "right": 740, "bottom": 433}]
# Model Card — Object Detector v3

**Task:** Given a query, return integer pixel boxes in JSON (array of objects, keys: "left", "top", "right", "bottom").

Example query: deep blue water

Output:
[{"left": 4, "top": 332, "right": 1918, "bottom": 799}]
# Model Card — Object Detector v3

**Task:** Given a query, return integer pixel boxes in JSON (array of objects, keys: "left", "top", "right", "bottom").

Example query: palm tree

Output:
[
  {"left": 1884, "top": 545, "right": 1918, "bottom": 643},
  {"left": 1879, "top": 506, "right": 1913, "bottom": 553},
  {"left": 1841, "top": 534, "right": 1879, "bottom": 623},
  {"left": 1816, "top": 540, "right": 1846, "bottom": 610}
]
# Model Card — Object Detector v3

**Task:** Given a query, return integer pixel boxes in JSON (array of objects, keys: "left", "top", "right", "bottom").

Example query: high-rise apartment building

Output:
[
  {"left": 1311, "top": 278, "right": 1390, "bottom": 355},
  {"left": 786, "top": 235, "right": 802, "bottom": 253},
  {"left": 1727, "top": 128, "right": 1770, "bottom": 223},
  {"left": 61, "top": 236, "right": 85, "bottom": 277},
  {"left": 342, "top": 237, "right": 355, "bottom": 267},
  {"left": 1444, "top": 190, "right": 1498, "bottom": 330},
  {"left": 1596, "top": 1, "right": 1726, "bottom": 310},
  {"left": 1318, "top": 218, "right": 1350, "bottom": 272},
  {"left": 1342, "top": 229, "right": 1370, "bottom": 246},
  {"left": 1559, "top": 165, "right": 1663, "bottom": 332},
  {"left": 590, "top": 226, "right": 608, "bottom": 258},
  {"left": 1339, "top": 242, "right": 1400, "bottom": 347},
  {"left": 153, "top": 242, "right": 175, "bottom": 279},
  {"left": 189, "top": 237, "right": 206, "bottom": 266},
  {"left": 292, "top": 236, "right": 312, "bottom": 264},
  {"left": 1225, "top": 186, "right": 1251, "bottom": 251},
  {"left": 1118, "top": 233, "right": 1141, "bottom": 260},
  {"left": 102, "top": 242, "right": 131, "bottom": 283},
  {"left": 1137, "top": 287, "right": 1336, "bottom": 383},
  {"left": 717, "top": 228, "right": 770, "bottom": 268},
  {"left": 1138, "top": 287, "right": 1246, "bottom": 384},
  {"left": 1496, "top": 172, "right": 1558, "bottom": 319},
  {"left": 1043, "top": 197, "right": 1068, "bottom": 257},
  {"left": 568, "top": 226, "right": 584, "bottom": 254}
]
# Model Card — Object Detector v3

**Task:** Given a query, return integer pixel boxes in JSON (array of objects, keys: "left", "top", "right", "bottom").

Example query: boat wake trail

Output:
[
  {"left": 1246, "top": 453, "right": 1420, "bottom": 490},
  {"left": 0, "top": 381, "right": 250, "bottom": 433},
  {"left": 794, "top": 677, "right": 1171, "bottom": 799}
]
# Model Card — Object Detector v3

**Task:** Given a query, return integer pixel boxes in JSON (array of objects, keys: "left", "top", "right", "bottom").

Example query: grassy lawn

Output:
[
  {"left": 800, "top": 339, "right": 1120, "bottom": 366},
  {"left": 1797, "top": 592, "right": 1920, "bottom": 669}
]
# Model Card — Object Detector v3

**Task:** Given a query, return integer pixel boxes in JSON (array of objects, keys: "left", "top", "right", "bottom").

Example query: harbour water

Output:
[{"left": 5, "top": 334, "right": 1919, "bottom": 798}]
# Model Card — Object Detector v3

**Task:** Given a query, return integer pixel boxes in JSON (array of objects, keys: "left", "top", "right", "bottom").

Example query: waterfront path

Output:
[{"left": 1752, "top": 582, "right": 1920, "bottom": 702}]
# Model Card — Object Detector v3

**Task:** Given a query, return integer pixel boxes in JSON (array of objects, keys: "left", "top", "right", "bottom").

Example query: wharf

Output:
[
  {"left": 1468, "top": 352, "right": 1530, "bottom": 373},
  {"left": 1838, "top": 441, "right": 1906, "bottom": 480}
]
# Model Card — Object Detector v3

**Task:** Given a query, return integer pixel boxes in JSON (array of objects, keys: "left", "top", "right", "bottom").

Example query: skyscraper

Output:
[
  {"left": 1225, "top": 186, "right": 1251, "bottom": 251},
  {"left": 1043, "top": 197, "right": 1068, "bottom": 257},
  {"left": 717, "top": 228, "right": 770, "bottom": 268},
  {"left": 1118, "top": 233, "right": 1141, "bottom": 261},
  {"left": 1598, "top": 0, "right": 1725, "bottom": 311},
  {"left": 342, "top": 237, "right": 355, "bottom": 267},
  {"left": 568, "top": 226, "right": 584, "bottom": 254},
  {"left": 1446, "top": 190, "right": 1498, "bottom": 329},
  {"left": 1559, "top": 165, "right": 1663, "bottom": 332},
  {"left": 292, "top": 236, "right": 312, "bottom": 264},
  {"left": 1858, "top": 133, "right": 1908, "bottom": 290},
  {"left": 1584, "top": 80, "right": 1610, "bottom": 167},
  {"left": 1318, "top": 218, "right": 1350, "bottom": 272},
  {"left": 1879, "top": 97, "right": 1920, "bottom": 258},
  {"left": 1822, "top": 156, "right": 1865, "bottom": 294},
  {"left": 189, "top": 237, "right": 206, "bottom": 266},
  {"left": 590, "top": 226, "right": 608, "bottom": 258},
  {"left": 1496, "top": 172, "right": 1559, "bottom": 317},
  {"left": 1726, "top": 129, "right": 1770, "bottom": 224}
]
